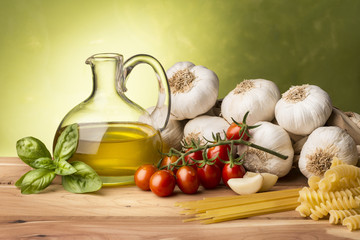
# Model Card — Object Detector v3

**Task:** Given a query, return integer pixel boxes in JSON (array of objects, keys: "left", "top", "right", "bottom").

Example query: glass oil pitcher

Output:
[{"left": 54, "top": 53, "right": 171, "bottom": 186}]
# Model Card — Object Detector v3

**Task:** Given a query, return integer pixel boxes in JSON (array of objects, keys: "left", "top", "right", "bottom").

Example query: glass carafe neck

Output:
[{"left": 86, "top": 53, "right": 123, "bottom": 98}]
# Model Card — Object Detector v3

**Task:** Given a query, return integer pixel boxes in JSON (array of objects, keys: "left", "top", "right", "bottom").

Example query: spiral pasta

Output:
[
  {"left": 325, "top": 164, "right": 360, "bottom": 181},
  {"left": 307, "top": 176, "right": 320, "bottom": 190},
  {"left": 309, "top": 196, "right": 360, "bottom": 220},
  {"left": 318, "top": 165, "right": 360, "bottom": 192},
  {"left": 343, "top": 215, "right": 360, "bottom": 231},
  {"left": 298, "top": 187, "right": 354, "bottom": 205},
  {"left": 330, "top": 157, "right": 345, "bottom": 168},
  {"left": 329, "top": 208, "right": 360, "bottom": 224},
  {"left": 297, "top": 157, "right": 360, "bottom": 231}
]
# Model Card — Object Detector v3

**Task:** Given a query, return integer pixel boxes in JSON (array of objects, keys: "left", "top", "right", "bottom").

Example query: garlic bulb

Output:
[
  {"left": 237, "top": 121, "right": 294, "bottom": 177},
  {"left": 166, "top": 62, "right": 219, "bottom": 120},
  {"left": 183, "top": 115, "right": 229, "bottom": 145},
  {"left": 275, "top": 84, "right": 332, "bottom": 136},
  {"left": 143, "top": 106, "right": 184, "bottom": 150},
  {"left": 221, "top": 79, "right": 281, "bottom": 125},
  {"left": 298, "top": 126, "right": 358, "bottom": 178}
]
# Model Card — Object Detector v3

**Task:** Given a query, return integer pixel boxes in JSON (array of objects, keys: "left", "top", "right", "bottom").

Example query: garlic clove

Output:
[
  {"left": 298, "top": 126, "right": 358, "bottom": 178},
  {"left": 258, "top": 173, "right": 278, "bottom": 192},
  {"left": 167, "top": 62, "right": 219, "bottom": 120},
  {"left": 221, "top": 79, "right": 281, "bottom": 125},
  {"left": 227, "top": 174, "right": 263, "bottom": 195},
  {"left": 275, "top": 84, "right": 332, "bottom": 136},
  {"left": 244, "top": 171, "right": 278, "bottom": 192}
]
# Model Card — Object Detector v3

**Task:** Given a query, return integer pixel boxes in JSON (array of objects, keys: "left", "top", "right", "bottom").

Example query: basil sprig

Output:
[{"left": 15, "top": 124, "right": 102, "bottom": 194}]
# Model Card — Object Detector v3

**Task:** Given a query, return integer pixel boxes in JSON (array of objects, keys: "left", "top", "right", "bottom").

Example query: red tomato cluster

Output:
[{"left": 134, "top": 121, "right": 249, "bottom": 197}]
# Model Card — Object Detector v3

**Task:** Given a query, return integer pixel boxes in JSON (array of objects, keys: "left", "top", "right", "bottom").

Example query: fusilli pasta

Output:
[
  {"left": 329, "top": 208, "right": 360, "bottom": 224},
  {"left": 343, "top": 215, "right": 360, "bottom": 231}
]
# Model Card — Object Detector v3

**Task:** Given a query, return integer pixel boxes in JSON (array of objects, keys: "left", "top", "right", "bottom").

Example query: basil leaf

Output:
[
  {"left": 54, "top": 123, "right": 79, "bottom": 162},
  {"left": 15, "top": 173, "right": 27, "bottom": 188},
  {"left": 31, "top": 157, "right": 57, "bottom": 170},
  {"left": 16, "top": 137, "right": 52, "bottom": 168},
  {"left": 17, "top": 169, "right": 56, "bottom": 194},
  {"left": 55, "top": 160, "right": 77, "bottom": 176},
  {"left": 62, "top": 161, "right": 102, "bottom": 193}
]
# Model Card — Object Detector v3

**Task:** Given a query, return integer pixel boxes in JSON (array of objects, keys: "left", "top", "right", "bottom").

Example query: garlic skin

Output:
[
  {"left": 143, "top": 106, "right": 184, "bottom": 150},
  {"left": 221, "top": 79, "right": 281, "bottom": 125},
  {"left": 166, "top": 62, "right": 219, "bottom": 120},
  {"left": 183, "top": 115, "right": 229, "bottom": 145},
  {"left": 275, "top": 84, "right": 332, "bottom": 136},
  {"left": 238, "top": 121, "right": 294, "bottom": 177},
  {"left": 346, "top": 112, "right": 360, "bottom": 129},
  {"left": 298, "top": 126, "right": 358, "bottom": 178}
]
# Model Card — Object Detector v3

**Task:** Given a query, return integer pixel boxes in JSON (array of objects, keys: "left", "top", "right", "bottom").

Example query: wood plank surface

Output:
[{"left": 1, "top": 157, "right": 360, "bottom": 240}]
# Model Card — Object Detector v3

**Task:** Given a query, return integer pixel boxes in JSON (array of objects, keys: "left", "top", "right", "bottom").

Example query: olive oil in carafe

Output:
[{"left": 55, "top": 122, "right": 162, "bottom": 186}]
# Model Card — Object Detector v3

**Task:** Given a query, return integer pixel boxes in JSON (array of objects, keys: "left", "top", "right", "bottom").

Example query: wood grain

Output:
[{"left": 1, "top": 157, "right": 360, "bottom": 240}]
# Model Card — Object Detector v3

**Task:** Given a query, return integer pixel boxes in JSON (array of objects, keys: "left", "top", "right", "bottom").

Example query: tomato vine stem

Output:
[{"left": 158, "top": 111, "right": 288, "bottom": 170}]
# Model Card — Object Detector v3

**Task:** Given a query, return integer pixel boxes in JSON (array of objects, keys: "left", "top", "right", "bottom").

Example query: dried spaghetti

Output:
[{"left": 175, "top": 188, "right": 301, "bottom": 224}]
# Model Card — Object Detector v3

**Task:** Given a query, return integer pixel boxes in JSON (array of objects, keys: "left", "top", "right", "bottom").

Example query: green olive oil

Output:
[{"left": 54, "top": 122, "right": 162, "bottom": 186}]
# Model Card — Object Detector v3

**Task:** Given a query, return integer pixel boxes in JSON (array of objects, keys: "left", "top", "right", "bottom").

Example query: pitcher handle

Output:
[{"left": 123, "top": 54, "right": 171, "bottom": 131}]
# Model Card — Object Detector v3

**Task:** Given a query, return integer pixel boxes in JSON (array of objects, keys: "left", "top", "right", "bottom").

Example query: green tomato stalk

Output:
[{"left": 158, "top": 111, "right": 288, "bottom": 171}]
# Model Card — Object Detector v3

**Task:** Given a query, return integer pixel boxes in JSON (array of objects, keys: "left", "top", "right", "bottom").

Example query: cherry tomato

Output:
[
  {"left": 149, "top": 170, "right": 176, "bottom": 197},
  {"left": 226, "top": 122, "right": 250, "bottom": 143},
  {"left": 184, "top": 148, "right": 203, "bottom": 170},
  {"left": 197, "top": 164, "right": 222, "bottom": 189},
  {"left": 222, "top": 163, "right": 246, "bottom": 187},
  {"left": 160, "top": 156, "right": 179, "bottom": 174},
  {"left": 134, "top": 164, "right": 157, "bottom": 191},
  {"left": 184, "top": 148, "right": 203, "bottom": 169},
  {"left": 207, "top": 144, "right": 231, "bottom": 169},
  {"left": 176, "top": 166, "right": 200, "bottom": 194}
]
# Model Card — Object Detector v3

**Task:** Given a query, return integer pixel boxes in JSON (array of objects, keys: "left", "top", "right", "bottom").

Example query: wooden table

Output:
[{"left": 1, "top": 157, "right": 359, "bottom": 240}]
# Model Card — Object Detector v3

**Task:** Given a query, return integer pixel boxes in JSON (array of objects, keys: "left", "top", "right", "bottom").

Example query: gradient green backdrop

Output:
[{"left": 1, "top": 0, "right": 360, "bottom": 156}]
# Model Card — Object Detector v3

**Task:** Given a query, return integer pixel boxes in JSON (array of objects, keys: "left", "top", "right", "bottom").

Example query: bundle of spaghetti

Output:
[
  {"left": 329, "top": 208, "right": 360, "bottom": 224},
  {"left": 175, "top": 188, "right": 301, "bottom": 224}
]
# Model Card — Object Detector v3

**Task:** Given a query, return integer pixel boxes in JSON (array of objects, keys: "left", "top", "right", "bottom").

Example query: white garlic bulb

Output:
[
  {"left": 166, "top": 62, "right": 219, "bottom": 120},
  {"left": 275, "top": 84, "right": 332, "bottom": 136},
  {"left": 143, "top": 106, "right": 184, "bottom": 150},
  {"left": 221, "top": 79, "right": 281, "bottom": 125},
  {"left": 298, "top": 126, "right": 358, "bottom": 178},
  {"left": 238, "top": 121, "right": 294, "bottom": 177},
  {"left": 183, "top": 115, "right": 229, "bottom": 145}
]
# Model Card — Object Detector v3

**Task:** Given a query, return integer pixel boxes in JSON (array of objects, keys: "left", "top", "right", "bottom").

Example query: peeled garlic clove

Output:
[
  {"left": 298, "top": 126, "right": 358, "bottom": 178},
  {"left": 258, "top": 173, "right": 278, "bottom": 192},
  {"left": 243, "top": 171, "right": 258, "bottom": 178},
  {"left": 221, "top": 79, "right": 280, "bottom": 125},
  {"left": 275, "top": 84, "right": 332, "bottom": 136},
  {"left": 167, "top": 62, "right": 219, "bottom": 120},
  {"left": 183, "top": 115, "right": 229, "bottom": 145},
  {"left": 238, "top": 121, "right": 294, "bottom": 177},
  {"left": 227, "top": 174, "right": 263, "bottom": 195},
  {"left": 244, "top": 171, "right": 278, "bottom": 192}
]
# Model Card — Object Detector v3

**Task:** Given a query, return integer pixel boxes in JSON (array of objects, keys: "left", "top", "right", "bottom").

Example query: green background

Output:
[{"left": 1, "top": 0, "right": 359, "bottom": 156}]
